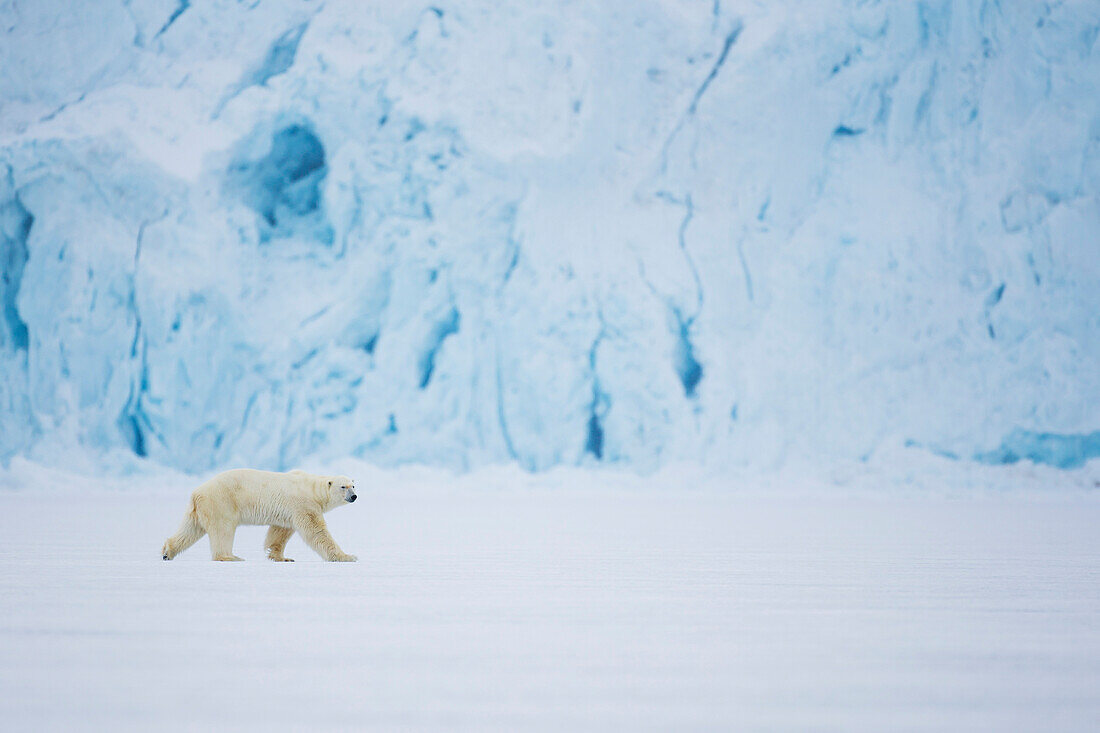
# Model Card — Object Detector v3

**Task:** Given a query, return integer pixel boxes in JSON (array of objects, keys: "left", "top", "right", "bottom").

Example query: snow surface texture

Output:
[
  {"left": 2, "top": 1, "right": 1100, "bottom": 474},
  {"left": 1, "top": 464, "right": 1099, "bottom": 730}
]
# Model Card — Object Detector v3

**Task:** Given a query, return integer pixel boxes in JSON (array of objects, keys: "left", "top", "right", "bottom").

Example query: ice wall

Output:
[{"left": 1, "top": 0, "right": 1098, "bottom": 474}]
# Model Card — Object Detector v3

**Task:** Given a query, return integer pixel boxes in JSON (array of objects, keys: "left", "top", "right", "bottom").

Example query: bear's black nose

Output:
[
  {"left": 347, "top": 495, "right": 357, "bottom": 502},
  {"left": 163, "top": 554, "right": 169, "bottom": 560}
]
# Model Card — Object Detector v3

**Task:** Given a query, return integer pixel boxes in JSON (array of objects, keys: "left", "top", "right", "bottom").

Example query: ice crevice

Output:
[
  {"left": 118, "top": 215, "right": 164, "bottom": 458},
  {"left": 674, "top": 194, "right": 704, "bottom": 318},
  {"left": 984, "top": 282, "right": 1005, "bottom": 339},
  {"left": 658, "top": 19, "right": 743, "bottom": 173},
  {"left": 672, "top": 308, "right": 703, "bottom": 399},
  {"left": 736, "top": 236, "right": 754, "bottom": 303},
  {"left": 418, "top": 305, "right": 460, "bottom": 389},
  {"left": 249, "top": 22, "right": 310, "bottom": 88},
  {"left": 38, "top": 93, "right": 88, "bottom": 125},
  {"left": 0, "top": 190, "right": 32, "bottom": 353},
  {"left": 584, "top": 316, "right": 611, "bottom": 461},
  {"left": 494, "top": 349, "right": 520, "bottom": 465},
  {"left": 672, "top": 193, "right": 704, "bottom": 398},
  {"left": 687, "top": 21, "right": 743, "bottom": 117},
  {"left": 154, "top": 1, "right": 190, "bottom": 41},
  {"left": 644, "top": 192, "right": 705, "bottom": 399},
  {"left": 120, "top": 1, "right": 146, "bottom": 48},
  {"left": 214, "top": 20, "right": 311, "bottom": 117}
]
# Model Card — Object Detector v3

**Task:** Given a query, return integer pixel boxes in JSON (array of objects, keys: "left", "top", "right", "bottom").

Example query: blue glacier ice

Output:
[
  {"left": 1, "top": 0, "right": 1099, "bottom": 474},
  {"left": 975, "top": 429, "right": 1100, "bottom": 470}
]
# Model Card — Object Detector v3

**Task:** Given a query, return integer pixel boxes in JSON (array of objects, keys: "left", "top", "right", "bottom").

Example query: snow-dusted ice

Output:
[
  {"left": 1, "top": 463, "right": 1099, "bottom": 731},
  {"left": 2, "top": 1, "right": 1099, "bottom": 474}
]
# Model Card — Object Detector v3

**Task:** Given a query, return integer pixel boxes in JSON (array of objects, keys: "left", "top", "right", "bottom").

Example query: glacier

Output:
[{"left": 1, "top": 0, "right": 1099, "bottom": 474}]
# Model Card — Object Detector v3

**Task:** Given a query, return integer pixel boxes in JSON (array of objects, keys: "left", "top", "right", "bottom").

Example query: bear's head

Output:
[{"left": 328, "top": 476, "right": 356, "bottom": 504}]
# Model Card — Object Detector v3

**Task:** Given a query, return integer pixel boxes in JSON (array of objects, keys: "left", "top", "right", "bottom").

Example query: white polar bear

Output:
[{"left": 161, "top": 469, "right": 358, "bottom": 562}]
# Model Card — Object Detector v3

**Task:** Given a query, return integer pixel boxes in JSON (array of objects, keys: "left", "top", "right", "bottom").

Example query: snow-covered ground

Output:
[{"left": 1, "top": 464, "right": 1098, "bottom": 731}]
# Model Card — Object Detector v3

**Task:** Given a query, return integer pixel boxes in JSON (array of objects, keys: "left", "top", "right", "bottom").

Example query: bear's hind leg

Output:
[
  {"left": 207, "top": 521, "right": 243, "bottom": 561},
  {"left": 265, "top": 525, "right": 295, "bottom": 561},
  {"left": 162, "top": 510, "right": 206, "bottom": 560}
]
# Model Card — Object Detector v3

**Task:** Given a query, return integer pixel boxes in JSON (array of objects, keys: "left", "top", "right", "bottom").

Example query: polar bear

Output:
[{"left": 161, "top": 469, "right": 358, "bottom": 562}]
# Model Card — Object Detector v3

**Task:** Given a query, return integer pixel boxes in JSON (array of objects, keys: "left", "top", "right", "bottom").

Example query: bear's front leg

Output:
[
  {"left": 293, "top": 511, "right": 357, "bottom": 562},
  {"left": 265, "top": 525, "right": 295, "bottom": 561}
]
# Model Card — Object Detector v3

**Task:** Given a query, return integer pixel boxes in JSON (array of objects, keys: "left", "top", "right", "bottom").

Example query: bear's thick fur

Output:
[{"left": 161, "top": 469, "right": 358, "bottom": 562}]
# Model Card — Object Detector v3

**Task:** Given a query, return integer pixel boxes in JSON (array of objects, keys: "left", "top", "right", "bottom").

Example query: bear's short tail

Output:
[{"left": 162, "top": 498, "right": 206, "bottom": 560}]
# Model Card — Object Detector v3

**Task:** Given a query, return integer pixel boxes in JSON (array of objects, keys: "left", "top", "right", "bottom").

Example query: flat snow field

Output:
[{"left": 1, "top": 480, "right": 1099, "bottom": 731}]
